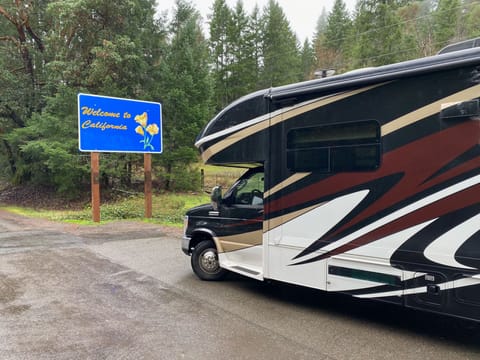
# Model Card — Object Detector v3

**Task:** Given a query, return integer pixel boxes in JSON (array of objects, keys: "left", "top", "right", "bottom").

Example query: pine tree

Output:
[
  {"left": 324, "top": 0, "right": 352, "bottom": 51},
  {"left": 260, "top": 0, "right": 301, "bottom": 87},
  {"left": 317, "top": 0, "right": 352, "bottom": 73},
  {"left": 351, "top": 0, "right": 405, "bottom": 67},
  {"left": 209, "top": 0, "right": 233, "bottom": 109},
  {"left": 300, "top": 39, "right": 316, "bottom": 80},
  {"left": 157, "top": 0, "right": 213, "bottom": 190},
  {"left": 397, "top": 0, "right": 436, "bottom": 58},
  {"left": 247, "top": 5, "right": 264, "bottom": 90},
  {"left": 461, "top": 1, "right": 480, "bottom": 39},
  {"left": 314, "top": 7, "right": 329, "bottom": 39},
  {"left": 227, "top": 1, "right": 259, "bottom": 99},
  {"left": 433, "top": 0, "right": 461, "bottom": 50},
  {"left": 312, "top": 7, "right": 328, "bottom": 59}
]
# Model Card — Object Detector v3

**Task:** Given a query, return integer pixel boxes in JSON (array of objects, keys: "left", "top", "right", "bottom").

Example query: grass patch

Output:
[
  {"left": 95, "top": 193, "right": 212, "bottom": 226},
  {"left": 1, "top": 192, "right": 211, "bottom": 227},
  {"left": 1, "top": 164, "right": 243, "bottom": 227}
]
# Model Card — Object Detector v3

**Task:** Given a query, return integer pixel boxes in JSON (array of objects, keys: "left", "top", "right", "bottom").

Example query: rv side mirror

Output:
[{"left": 211, "top": 186, "right": 222, "bottom": 211}]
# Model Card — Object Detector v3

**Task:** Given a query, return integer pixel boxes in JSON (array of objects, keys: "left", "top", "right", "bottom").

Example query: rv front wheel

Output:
[{"left": 191, "top": 240, "right": 227, "bottom": 281}]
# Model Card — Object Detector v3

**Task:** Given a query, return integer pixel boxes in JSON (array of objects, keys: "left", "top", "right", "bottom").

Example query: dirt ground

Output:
[
  {"left": 0, "top": 183, "right": 89, "bottom": 210},
  {"left": 0, "top": 206, "right": 182, "bottom": 239}
]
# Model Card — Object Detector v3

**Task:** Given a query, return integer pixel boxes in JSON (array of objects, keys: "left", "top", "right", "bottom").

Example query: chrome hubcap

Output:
[{"left": 200, "top": 250, "right": 219, "bottom": 273}]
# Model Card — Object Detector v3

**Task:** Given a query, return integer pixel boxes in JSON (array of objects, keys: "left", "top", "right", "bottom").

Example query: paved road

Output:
[{"left": 0, "top": 209, "right": 479, "bottom": 360}]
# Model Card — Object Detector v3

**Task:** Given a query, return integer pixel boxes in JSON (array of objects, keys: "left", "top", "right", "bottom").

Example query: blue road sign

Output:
[{"left": 78, "top": 94, "right": 162, "bottom": 153}]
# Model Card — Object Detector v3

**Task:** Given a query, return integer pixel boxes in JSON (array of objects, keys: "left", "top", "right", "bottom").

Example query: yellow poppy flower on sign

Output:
[
  {"left": 135, "top": 112, "right": 148, "bottom": 128},
  {"left": 134, "top": 112, "right": 159, "bottom": 150},
  {"left": 146, "top": 123, "right": 159, "bottom": 136}
]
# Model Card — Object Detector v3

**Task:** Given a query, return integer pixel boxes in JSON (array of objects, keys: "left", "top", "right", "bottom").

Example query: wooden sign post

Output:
[
  {"left": 144, "top": 153, "right": 152, "bottom": 218},
  {"left": 91, "top": 152, "right": 101, "bottom": 222}
]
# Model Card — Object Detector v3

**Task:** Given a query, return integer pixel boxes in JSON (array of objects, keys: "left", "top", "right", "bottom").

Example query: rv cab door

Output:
[{"left": 216, "top": 167, "right": 264, "bottom": 279}]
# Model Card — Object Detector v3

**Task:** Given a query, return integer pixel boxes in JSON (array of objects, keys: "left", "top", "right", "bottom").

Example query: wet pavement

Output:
[{"left": 0, "top": 209, "right": 479, "bottom": 359}]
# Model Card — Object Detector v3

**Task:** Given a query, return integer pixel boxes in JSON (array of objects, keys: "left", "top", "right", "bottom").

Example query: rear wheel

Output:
[{"left": 191, "top": 240, "right": 227, "bottom": 281}]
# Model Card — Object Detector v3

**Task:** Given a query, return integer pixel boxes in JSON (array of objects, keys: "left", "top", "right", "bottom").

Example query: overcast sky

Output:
[{"left": 156, "top": 0, "right": 357, "bottom": 41}]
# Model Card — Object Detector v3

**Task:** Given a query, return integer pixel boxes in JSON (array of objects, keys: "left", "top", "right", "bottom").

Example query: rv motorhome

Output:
[{"left": 182, "top": 39, "right": 480, "bottom": 322}]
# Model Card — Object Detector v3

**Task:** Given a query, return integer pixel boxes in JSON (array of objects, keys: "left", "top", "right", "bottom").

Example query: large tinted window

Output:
[
  {"left": 205, "top": 96, "right": 265, "bottom": 136},
  {"left": 287, "top": 121, "right": 381, "bottom": 173}
]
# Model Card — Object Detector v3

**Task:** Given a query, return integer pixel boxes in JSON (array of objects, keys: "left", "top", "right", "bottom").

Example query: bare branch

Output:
[
  {"left": 0, "top": 35, "right": 20, "bottom": 45},
  {"left": 25, "top": 23, "right": 44, "bottom": 51},
  {"left": 0, "top": 103, "right": 25, "bottom": 128},
  {"left": 0, "top": 5, "right": 17, "bottom": 25}
]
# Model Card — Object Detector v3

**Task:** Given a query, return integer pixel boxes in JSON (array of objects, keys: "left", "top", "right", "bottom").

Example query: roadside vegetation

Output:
[
  {"left": 1, "top": 193, "right": 209, "bottom": 227},
  {"left": 0, "top": 165, "right": 243, "bottom": 227}
]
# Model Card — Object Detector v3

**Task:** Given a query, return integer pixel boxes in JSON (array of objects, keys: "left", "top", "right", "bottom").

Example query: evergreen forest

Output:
[{"left": 1, "top": 0, "right": 479, "bottom": 198}]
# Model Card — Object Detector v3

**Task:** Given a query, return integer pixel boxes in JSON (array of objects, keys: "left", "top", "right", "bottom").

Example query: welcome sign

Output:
[{"left": 78, "top": 94, "right": 162, "bottom": 153}]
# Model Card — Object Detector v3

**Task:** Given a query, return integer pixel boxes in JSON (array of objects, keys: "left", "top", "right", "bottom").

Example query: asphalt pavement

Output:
[{"left": 0, "top": 209, "right": 479, "bottom": 360}]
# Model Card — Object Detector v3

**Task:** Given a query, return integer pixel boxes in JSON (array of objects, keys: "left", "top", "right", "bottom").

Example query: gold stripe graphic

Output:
[
  {"left": 264, "top": 172, "right": 311, "bottom": 198},
  {"left": 382, "top": 84, "right": 480, "bottom": 136},
  {"left": 218, "top": 230, "right": 263, "bottom": 253},
  {"left": 202, "top": 84, "right": 384, "bottom": 162}
]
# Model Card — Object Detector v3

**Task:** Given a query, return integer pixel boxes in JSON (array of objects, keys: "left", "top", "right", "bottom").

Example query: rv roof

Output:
[{"left": 269, "top": 45, "right": 480, "bottom": 101}]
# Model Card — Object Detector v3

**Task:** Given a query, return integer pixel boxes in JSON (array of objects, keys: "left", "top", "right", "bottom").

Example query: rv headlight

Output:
[{"left": 183, "top": 215, "right": 189, "bottom": 236}]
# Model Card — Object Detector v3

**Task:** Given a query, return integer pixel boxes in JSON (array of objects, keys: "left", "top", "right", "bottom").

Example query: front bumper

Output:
[{"left": 182, "top": 236, "right": 191, "bottom": 255}]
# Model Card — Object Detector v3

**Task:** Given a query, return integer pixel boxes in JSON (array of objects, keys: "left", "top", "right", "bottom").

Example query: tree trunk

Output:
[{"left": 2, "top": 139, "right": 16, "bottom": 176}]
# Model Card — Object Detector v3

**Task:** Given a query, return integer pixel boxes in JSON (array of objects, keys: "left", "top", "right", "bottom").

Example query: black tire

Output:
[{"left": 191, "top": 240, "right": 227, "bottom": 281}]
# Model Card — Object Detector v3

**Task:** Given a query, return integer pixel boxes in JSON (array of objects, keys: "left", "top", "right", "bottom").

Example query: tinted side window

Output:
[
  {"left": 287, "top": 121, "right": 381, "bottom": 173},
  {"left": 231, "top": 172, "right": 264, "bottom": 206},
  {"left": 205, "top": 96, "right": 265, "bottom": 135}
]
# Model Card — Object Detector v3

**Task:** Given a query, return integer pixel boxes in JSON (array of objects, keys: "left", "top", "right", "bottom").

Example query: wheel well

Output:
[{"left": 190, "top": 231, "right": 215, "bottom": 253}]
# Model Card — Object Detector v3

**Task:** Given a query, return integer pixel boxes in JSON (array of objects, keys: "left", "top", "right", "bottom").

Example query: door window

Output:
[{"left": 228, "top": 170, "right": 264, "bottom": 206}]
